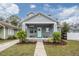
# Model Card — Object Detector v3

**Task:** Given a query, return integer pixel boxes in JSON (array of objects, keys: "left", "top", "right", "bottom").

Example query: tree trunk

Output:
[{"left": 61, "top": 32, "right": 67, "bottom": 40}]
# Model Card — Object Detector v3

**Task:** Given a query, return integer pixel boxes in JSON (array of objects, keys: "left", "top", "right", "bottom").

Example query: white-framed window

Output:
[
  {"left": 8, "top": 29, "right": 14, "bottom": 35},
  {"left": 46, "top": 28, "right": 49, "bottom": 32},
  {"left": 12, "top": 29, "right": 14, "bottom": 35},
  {"left": 30, "top": 27, "right": 34, "bottom": 33},
  {"left": 8, "top": 29, "right": 10, "bottom": 35}
]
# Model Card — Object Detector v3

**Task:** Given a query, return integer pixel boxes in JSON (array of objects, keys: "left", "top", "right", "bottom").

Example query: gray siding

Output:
[
  {"left": 26, "top": 24, "right": 53, "bottom": 38},
  {"left": 0, "top": 27, "right": 17, "bottom": 39},
  {"left": 0, "top": 27, "right": 9, "bottom": 39},
  {"left": 26, "top": 15, "right": 55, "bottom": 23},
  {"left": 5, "top": 28, "right": 8, "bottom": 39},
  {"left": 0, "top": 28, "right": 4, "bottom": 39}
]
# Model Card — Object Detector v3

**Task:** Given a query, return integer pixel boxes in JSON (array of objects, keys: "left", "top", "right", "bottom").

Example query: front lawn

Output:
[
  {"left": 0, "top": 44, "right": 36, "bottom": 56},
  {"left": 44, "top": 40, "right": 79, "bottom": 56},
  {"left": 0, "top": 39, "right": 12, "bottom": 44}
]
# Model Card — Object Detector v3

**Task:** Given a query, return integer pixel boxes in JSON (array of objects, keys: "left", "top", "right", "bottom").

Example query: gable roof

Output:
[
  {"left": 22, "top": 12, "right": 58, "bottom": 24},
  {"left": 0, "top": 21, "right": 18, "bottom": 29}
]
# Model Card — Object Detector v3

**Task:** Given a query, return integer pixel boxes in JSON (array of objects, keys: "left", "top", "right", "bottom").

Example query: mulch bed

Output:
[
  {"left": 17, "top": 41, "right": 37, "bottom": 44},
  {"left": 43, "top": 40, "right": 67, "bottom": 45}
]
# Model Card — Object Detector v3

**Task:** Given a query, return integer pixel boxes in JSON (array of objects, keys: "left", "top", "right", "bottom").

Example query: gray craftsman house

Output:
[
  {"left": 22, "top": 12, "right": 59, "bottom": 39},
  {"left": 0, "top": 21, "right": 18, "bottom": 39}
]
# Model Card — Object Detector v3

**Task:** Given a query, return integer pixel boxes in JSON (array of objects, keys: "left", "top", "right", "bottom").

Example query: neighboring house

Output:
[
  {"left": 22, "top": 12, "right": 60, "bottom": 39},
  {"left": 0, "top": 21, "right": 18, "bottom": 39}
]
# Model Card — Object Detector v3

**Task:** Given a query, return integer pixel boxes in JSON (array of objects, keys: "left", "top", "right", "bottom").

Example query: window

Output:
[
  {"left": 30, "top": 30, "right": 33, "bottom": 33},
  {"left": 29, "top": 27, "right": 33, "bottom": 33},
  {"left": 46, "top": 28, "right": 49, "bottom": 32}
]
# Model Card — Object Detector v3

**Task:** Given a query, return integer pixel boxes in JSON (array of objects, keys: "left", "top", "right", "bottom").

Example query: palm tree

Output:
[{"left": 61, "top": 22, "right": 70, "bottom": 40}]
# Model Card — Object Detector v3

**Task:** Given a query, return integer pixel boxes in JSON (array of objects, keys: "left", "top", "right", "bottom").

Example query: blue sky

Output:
[
  {"left": 16, "top": 3, "right": 79, "bottom": 19},
  {"left": 0, "top": 3, "right": 79, "bottom": 24}
]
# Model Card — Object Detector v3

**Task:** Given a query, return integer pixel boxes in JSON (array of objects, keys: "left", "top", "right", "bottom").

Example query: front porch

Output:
[
  {"left": 27, "top": 24, "right": 53, "bottom": 38},
  {"left": 22, "top": 13, "right": 58, "bottom": 39},
  {"left": 24, "top": 23, "right": 57, "bottom": 38}
]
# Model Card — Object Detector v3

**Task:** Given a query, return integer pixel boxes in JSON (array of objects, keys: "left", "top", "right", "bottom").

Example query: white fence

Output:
[{"left": 67, "top": 32, "right": 79, "bottom": 40}]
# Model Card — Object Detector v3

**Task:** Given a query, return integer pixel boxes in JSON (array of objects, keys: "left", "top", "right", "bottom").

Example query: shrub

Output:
[
  {"left": 16, "top": 30, "right": 27, "bottom": 43},
  {"left": 7, "top": 35, "right": 17, "bottom": 40},
  {"left": 53, "top": 32, "right": 61, "bottom": 43},
  {"left": 48, "top": 38, "right": 53, "bottom": 42}
]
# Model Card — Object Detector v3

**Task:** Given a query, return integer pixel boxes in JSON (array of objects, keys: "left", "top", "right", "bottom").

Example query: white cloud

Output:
[
  {"left": 0, "top": 3, "right": 19, "bottom": 19},
  {"left": 30, "top": 4, "right": 36, "bottom": 9},
  {"left": 60, "top": 15, "right": 79, "bottom": 25},
  {"left": 44, "top": 5, "right": 79, "bottom": 20},
  {"left": 59, "top": 6, "right": 78, "bottom": 19},
  {"left": 52, "top": 5, "right": 79, "bottom": 25},
  {"left": 43, "top": 4, "right": 66, "bottom": 16}
]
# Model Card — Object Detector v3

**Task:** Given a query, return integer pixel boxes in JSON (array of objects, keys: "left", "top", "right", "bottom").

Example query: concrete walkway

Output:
[
  {"left": 34, "top": 40, "right": 47, "bottom": 56},
  {"left": 0, "top": 40, "right": 19, "bottom": 52}
]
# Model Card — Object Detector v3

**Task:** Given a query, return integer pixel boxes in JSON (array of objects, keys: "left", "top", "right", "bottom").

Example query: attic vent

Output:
[
  {"left": 48, "top": 14, "right": 51, "bottom": 16},
  {"left": 27, "top": 12, "right": 34, "bottom": 17}
]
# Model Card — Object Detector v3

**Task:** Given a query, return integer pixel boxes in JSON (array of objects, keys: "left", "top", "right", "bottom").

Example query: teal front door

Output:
[{"left": 37, "top": 27, "right": 42, "bottom": 38}]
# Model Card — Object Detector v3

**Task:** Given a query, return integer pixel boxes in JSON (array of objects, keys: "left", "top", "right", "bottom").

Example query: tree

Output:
[
  {"left": 7, "top": 15, "right": 20, "bottom": 26},
  {"left": 61, "top": 22, "right": 70, "bottom": 40},
  {"left": 16, "top": 30, "right": 27, "bottom": 43}
]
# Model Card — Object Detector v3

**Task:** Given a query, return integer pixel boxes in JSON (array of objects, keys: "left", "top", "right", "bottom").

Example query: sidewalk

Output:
[
  {"left": 0, "top": 40, "right": 19, "bottom": 52},
  {"left": 34, "top": 40, "right": 47, "bottom": 56}
]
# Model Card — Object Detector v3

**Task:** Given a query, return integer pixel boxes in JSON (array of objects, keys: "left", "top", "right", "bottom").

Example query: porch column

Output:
[
  {"left": 22, "top": 23, "right": 26, "bottom": 31},
  {"left": 53, "top": 22, "right": 57, "bottom": 32},
  {"left": 3, "top": 26, "right": 6, "bottom": 39}
]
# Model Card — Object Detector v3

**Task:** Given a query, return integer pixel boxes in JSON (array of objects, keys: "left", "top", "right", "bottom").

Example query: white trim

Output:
[
  {"left": 8, "top": 29, "right": 11, "bottom": 35},
  {"left": 8, "top": 29, "right": 14, "bottom": 35},
  {"left": 23, "top": 22, "right": 55, "bottom": 24},
  {"left": 3, "top": 26, "right": 6, "bottom": 39},
  {"left": 23, "top": 13, "right": 57, "bottom": 23},
  {"left": 8, "top": 29, "right": 10, "bottom": 35},
  {"left": 12, "top": 29, "right": 14, "bottom": 35},
  {"left": 53, "top": 22, "right": 58, "bottom": 32},
  {"left": 22, "top": 23, "right": 26, "bottom": 31},
  {"left": 46, "top": 27, "right": 49, "bottom": 32}
]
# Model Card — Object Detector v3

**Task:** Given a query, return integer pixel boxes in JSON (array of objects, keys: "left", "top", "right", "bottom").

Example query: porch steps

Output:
[{"left": 27, "top": 38, "right": 48, "bottom": 40}]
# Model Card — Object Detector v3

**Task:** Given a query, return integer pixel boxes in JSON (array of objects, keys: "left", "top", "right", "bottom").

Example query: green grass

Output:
[
  {"left": 44, "top": 40, "right": 79, "bottom": 56},
  {"left": 0, "top": 44, "right": 36, "bottom": 56},
  {"left": 0, "top": 40, "right": 12, "bottom": 44}
]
